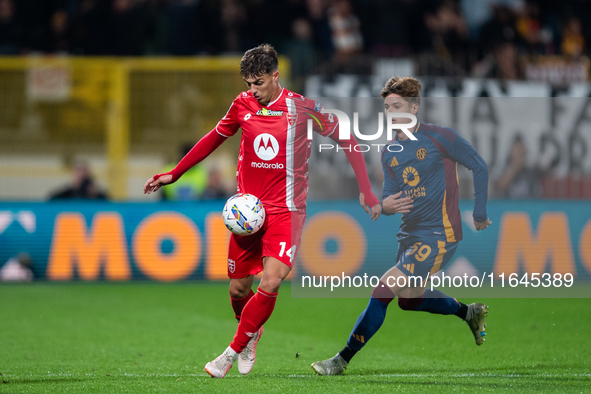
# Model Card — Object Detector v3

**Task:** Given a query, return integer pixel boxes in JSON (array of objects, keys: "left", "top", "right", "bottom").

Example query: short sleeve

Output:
[
  {"left": 317, "top": 104, "right": 339, "bottom": 138},
  {"left": 300, "top": 99, "right": 339, "bottom": 138},
  {"left": 215, "top": 97, "right": 241, "bottom": 137}
]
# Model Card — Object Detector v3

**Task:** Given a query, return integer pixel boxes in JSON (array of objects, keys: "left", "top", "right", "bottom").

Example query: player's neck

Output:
[
  {"left": 396, "top": 120, "right": 418, "bottom": 141},
  {"left": 262, "top": 84, "right": 283, "bottom": 107},
  {"left": 397, "top": 131, "right": 410, "bottom": 141}
]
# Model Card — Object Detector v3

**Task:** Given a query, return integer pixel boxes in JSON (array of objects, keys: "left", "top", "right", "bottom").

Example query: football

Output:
[{"left": 222, "top": 193, "right": 266, "bottom": 236}]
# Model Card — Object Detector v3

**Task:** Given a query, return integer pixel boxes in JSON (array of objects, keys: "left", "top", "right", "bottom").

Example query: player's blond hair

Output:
[
  {"left": 380, "top": 76, "right": 421, "bottom": 105},
  {"left": 240, "top": 44, "right": 279, "bottom": 78}
]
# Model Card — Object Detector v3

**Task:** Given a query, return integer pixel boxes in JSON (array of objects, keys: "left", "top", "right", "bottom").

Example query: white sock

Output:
[{"left": 225, "top": 346, "right": 239, "bottom": 362}]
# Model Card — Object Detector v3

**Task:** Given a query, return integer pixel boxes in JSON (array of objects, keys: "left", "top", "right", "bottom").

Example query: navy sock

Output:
[
  {"left": 399, "top": 289, "right": 461, "bottom": 316},
  {"left": 339, "top": 345, "right": 357, "bottom": 363},
  {"left": 455, "top": 302, "right": 468, "bottom": 320},
  {"left": 344, "top": 297, "right": 389, "bottom": 356}
]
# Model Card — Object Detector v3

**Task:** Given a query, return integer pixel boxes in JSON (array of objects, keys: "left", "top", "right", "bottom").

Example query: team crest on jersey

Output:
[
  {"left": 403, "top": 166, "right": 420, "bottom": 187},
  {"left": 287, "top": 113, "right": 298, "bottom": 126},
  {"left": 228, "top": 259, "right": 235, "bottom": 273},
  {"left": 416, "top": 148, "right": 427, "bottom": 160},
  {"left": 256, "top": 108, "right": 284, "bottom": 116}
]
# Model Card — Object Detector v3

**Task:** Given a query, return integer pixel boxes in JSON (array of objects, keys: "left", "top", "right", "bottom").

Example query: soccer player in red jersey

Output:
[{"left": 143, "top": 44, "right": 381, "bottom": 378}]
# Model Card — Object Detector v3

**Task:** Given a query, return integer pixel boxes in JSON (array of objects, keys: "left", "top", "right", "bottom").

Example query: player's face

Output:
[
  {"left": 243, "top": 71, "right": 280, "bottom": 106},
  {"left": 383, "top": 94, "right": 419, "bottom": 127}
]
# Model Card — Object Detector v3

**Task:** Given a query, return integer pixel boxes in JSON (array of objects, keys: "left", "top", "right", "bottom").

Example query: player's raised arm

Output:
[
  {"left": 144, "top": 97, "right": 242, "bottom": 195},
  {"left": 143, "top": 130, "right": 228, "bottom": 194},
  {"left": 442, "top": 129, "right": 491, "bottom": 230},
  {"left": 324, "top": 123, "right": 381, "bottom": 221}
]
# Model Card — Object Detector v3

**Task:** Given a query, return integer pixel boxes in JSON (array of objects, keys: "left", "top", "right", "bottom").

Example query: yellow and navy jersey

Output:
[{"left": 381, "top": 122, "right": 489, "bottom": 242}]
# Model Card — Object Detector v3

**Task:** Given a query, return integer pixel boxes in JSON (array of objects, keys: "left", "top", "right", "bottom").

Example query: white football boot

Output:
[
  {"left": 466, "top": 303, "right": 489, "bottom": 346},
  {"left": 311, "top": 353, "right": 348, "bottom": 376},
  {"left": 238, "top": 326, "right": 264, "bottom": 375},
  {"left": 204, "top": 347, "right": 238, "bottom": 378}
]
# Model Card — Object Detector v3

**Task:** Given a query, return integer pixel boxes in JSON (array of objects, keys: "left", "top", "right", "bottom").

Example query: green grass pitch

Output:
[{"left": 1, "top": 283, "right": 589, "bottom": 393}]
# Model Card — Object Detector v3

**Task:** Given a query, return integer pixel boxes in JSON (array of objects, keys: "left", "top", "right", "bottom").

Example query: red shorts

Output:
[{"left": 227, "top": 211, "right": 306, "bottom": 279}]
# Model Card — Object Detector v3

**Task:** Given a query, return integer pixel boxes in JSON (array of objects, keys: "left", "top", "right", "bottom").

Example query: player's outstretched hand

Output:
[
  {"left": 382, "top": 192, "right": 413, "bottom": 215},
  {"left": 474, "top": 218, "right": 492, "bottom": 231},
  {"left": 359, "top": 192, "right": 381, "bottom": 221},
  {"left": 143, "top": 173, "right": 173, "bottom": 195}
]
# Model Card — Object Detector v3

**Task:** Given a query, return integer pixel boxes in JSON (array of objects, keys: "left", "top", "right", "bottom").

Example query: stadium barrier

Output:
[
  {"left": 0, "top": 56, "right": 290, "bottom": 201},
  {"left": 1, "top": 200, "right": 590, "bottom": 284}
]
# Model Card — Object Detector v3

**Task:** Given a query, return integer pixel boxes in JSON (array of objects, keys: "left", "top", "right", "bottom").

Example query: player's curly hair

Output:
[
  {"left": 240, "top": 44, "right": 279, "bottom": 78},
  {"left": 380, "top": 76, "right": 421, "bottom": 105}
]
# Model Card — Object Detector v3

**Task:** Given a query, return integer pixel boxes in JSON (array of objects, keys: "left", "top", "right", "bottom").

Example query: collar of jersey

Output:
[{"left": 263, "top": 86, "right": 284, "bottom": 108}]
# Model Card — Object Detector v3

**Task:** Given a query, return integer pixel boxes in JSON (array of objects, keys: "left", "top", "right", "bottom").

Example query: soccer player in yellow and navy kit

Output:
[{"left": 312, "top": 77, "right": 493, "bottom": 375}]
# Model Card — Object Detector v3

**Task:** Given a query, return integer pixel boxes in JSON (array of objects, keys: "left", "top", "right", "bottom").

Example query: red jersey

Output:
[{"left": 215, "top": 87, "right": 338, "bottom": 214}]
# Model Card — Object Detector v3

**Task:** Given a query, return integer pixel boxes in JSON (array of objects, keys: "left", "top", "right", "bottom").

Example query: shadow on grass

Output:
[
  {"left": 4, "top": 377, "right": 86, "bottom": 385},
  {"left": 358, "top": 363, "right": 586, "bottom": 377},
  {"left": 242, "top": 363, "right": 590, "bottom": 391}
]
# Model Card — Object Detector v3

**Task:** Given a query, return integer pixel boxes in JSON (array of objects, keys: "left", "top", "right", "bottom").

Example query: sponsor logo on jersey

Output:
[
  {"left": 416, "top": 147, "right": 427, "bottom": 160},
  {"left": 404, "top": 186, "right": 426, "bottom": 198},
  {"left": 244, "top": 113, "right": 252, "bottom": 121},
  {"left": 390, "top": 157, "right": 399, "bottom": 167},
  {"left": 314, "top": 100, "right": 322, "bottom": 112},
  {"left": 403, "top": 166, "right": 420, "bottom": 187},
  {"left": 251, "top": 162, "right": 284, "bottom": 169},
  {"left": 256, "top": 108, "right": 284, "bottom": 116},
  {"left": 253, "top": 133, "right": 279, "bottom": 160},
  {"left": 228, "top": 259, "right": 235, "bottom": 273}
]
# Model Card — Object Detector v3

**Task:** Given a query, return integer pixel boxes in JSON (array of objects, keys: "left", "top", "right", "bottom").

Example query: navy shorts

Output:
[{"left": 394, "top": 237, "right": 458, "bottom": 280}]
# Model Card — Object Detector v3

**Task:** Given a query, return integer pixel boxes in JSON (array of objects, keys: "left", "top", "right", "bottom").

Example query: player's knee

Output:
[
  {"left": 370, "top": 281, "right": 396, "bottom": 304},
  {"left": 398, "top": 297, "right": 424, "bottom": 311},
  {"left": 229, "top": 280, "right": 251, "bottom": 299},
  {"left": 259, "top": 275, "right": 282, "bottom": 293},
  {"left": 229, "top": 287, "right": 249, "bottom": 299}
]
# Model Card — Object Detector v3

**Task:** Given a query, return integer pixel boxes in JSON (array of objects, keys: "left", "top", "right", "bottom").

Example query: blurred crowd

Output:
[
  {"left": 1, "top": 0, "right": 588, "bottom": 80},
  {"left": 47, "top": 151, "right": 234, "bottom": 202},
  {"left": 3, "top": 0, "right": 590, "bottom": 202}
]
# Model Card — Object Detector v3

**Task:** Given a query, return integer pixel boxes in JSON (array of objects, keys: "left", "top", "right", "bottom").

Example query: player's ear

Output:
[
  {"left": 272, "top": 70, "right": 279, "bottom": 82},
  {"left": 412, "top": 103, "right": 419, "bottom": 115}
]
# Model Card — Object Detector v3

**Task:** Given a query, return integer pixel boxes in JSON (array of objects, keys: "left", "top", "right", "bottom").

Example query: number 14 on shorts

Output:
[{"left": 279, "top": 242, "right": 296, "bottom": 262}]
